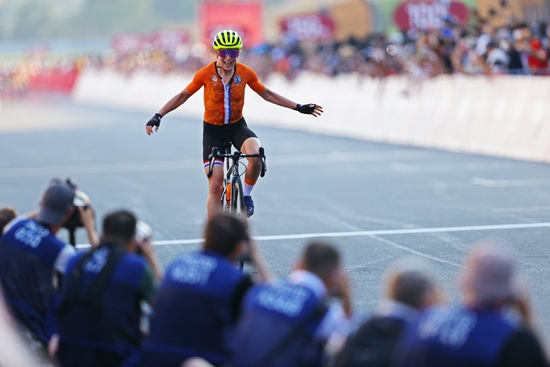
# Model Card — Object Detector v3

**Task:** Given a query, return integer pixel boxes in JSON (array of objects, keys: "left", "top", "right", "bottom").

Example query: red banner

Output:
[
  {"left": 199, "top": 1, "right": 264, "bottom": 48},
  {"left": 280, "top": 13, "right": 336, "bottom": 42},
  {"left": 393, "top": 1, "right": 469, "bottom": 30}
]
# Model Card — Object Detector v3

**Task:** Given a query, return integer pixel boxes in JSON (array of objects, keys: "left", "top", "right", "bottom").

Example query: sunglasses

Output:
[{"left": 217, "top": 49, "right": 240, "bottom": 59}]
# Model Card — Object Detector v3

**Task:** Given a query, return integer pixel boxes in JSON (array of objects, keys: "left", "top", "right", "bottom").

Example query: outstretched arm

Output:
[
  {"left": 158, "top": 89, "right": 193, "bottom": 116},
  {"left": 259, "top": 88, "right": 324, "bottom": 117},
  {"left": 258, "top": 88, "right": 296, "bottom": 109},
  {"left": 146, "top": 89, "right": 193, "bottom": 135}
]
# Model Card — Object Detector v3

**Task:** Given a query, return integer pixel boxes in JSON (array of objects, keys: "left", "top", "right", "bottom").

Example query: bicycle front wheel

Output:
[
  {"left": 221, "top": 181, "right": 231, "bottom": 213},
  {"left": 230, "top": 178, "right": 246, "bottom": 219}
]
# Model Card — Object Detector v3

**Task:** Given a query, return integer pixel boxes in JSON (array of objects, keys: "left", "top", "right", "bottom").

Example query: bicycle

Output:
[
  {"left": 207, "top": 141, "right": 266, "bottom": 269},
  {"left": 207, "top": 141, "right": 266, "bottom": 220}
]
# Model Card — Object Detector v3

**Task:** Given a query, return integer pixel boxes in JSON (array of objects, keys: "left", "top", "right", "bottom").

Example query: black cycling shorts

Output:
[{"left": 202, "top": 117, "right": 258, "bottom": 162}]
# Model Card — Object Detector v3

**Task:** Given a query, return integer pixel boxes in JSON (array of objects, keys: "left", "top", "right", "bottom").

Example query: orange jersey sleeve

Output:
[{"left": 185, "top": 62, "right": 266, "bottom": 125}]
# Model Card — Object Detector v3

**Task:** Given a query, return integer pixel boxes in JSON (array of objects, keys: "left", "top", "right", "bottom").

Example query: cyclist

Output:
[{"left": 146, "top": 30, "right": 323, "bottom": 218}]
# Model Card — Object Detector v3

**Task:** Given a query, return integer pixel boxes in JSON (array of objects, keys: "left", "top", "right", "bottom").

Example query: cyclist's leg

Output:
[
  {"left": 240, "top": 137, "right": 262, "bottom": 186},
  {"left": 232, "top": 118, "right": 259, "bottom": 216},
  {"left": 232, "top": 118, "right": 261, "bottom": 193},
  {"left": 203, "top": 122, "right": 226, "bottom": 219},
  {"left": 205, "top": 164, "right": 224, "bottom": 219},
  {"left": 240, "top": 137, "right": 260, "bottom": 217}
]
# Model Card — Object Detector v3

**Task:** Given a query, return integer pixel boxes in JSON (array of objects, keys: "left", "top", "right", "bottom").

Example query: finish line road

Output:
[{"left": 2, "top": 94, "right": 550, "bottom": 344}]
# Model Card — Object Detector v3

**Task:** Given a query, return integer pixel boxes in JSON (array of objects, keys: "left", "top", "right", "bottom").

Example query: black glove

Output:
[
  {"left": 294, "top": 104, "right": 316, "bottom": 115},
  {"left": 146, "top": 113, "right": 163, "bottom": 129}
]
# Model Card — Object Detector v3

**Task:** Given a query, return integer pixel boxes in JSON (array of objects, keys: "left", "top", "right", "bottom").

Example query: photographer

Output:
[
  {"left": 62, "top": 188, "right": 99, "bottom": 247},
  {"left": 391, "top": 243, "right": 550, "bottom": 367},
  {"left": 55, "top": 210, "right": 161, "bottom": 367},
  {"left": 228, "top": 241, "right": 352, "bottom": 367},
  {"left": 0, "top": 178, "right": 98, "bottom": 357},
  {"left": 132, "top": 212, "right": 271, "bottom": 367}
]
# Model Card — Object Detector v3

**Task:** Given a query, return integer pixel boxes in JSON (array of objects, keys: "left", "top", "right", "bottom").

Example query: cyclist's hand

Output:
[
  {"left": 295, "top": 103, "right": 324, "bottom": 117},
  {"left": 146, "top": 113, "right": 162, "bottom": 135}
]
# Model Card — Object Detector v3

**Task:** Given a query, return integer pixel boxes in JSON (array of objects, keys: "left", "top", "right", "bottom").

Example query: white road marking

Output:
[
  {"left": 369, "top": 235, "right": 462, "bottom": 267},
  {"left": 75, "top": 221, "right": 550, "bottom": 249},
  {"left": 473, "top": 177, "right": 550, "bottom": 187},
  {"left": 0, "top": 150, "right": 434, "bottom": 178}
]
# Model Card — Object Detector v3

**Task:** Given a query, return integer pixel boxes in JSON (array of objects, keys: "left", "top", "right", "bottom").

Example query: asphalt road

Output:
[{"left": 2, "top": 94, "right": 550, "bottom": 346}]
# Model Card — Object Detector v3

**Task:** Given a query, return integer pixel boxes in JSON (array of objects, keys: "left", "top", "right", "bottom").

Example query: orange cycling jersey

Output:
[{"left": 185, "top": 62, "right": 266, "bottom": 125}]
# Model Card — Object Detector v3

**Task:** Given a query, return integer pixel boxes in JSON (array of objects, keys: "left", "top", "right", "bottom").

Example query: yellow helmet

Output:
[{"left": 213, "top": 30, "right": 243, "bottom": 50}]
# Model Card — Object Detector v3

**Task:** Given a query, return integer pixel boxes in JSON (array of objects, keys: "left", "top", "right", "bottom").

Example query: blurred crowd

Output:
[
  {"left": 81, "top": 17, "right": 550, "bottom": 80},
  {"left": 73, "top": 18, "right": 550, "bottom": 80},
  {"left": 1, "top": 17, "right": 549, "bottom": 97},
  {"left": 1, "top": 178, "right": 550, "bottom": 367}
]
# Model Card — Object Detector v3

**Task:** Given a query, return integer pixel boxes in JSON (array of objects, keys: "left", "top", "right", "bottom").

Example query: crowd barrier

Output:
[{"left": 73, "top": 69, "right": 550, "bottom": 163}]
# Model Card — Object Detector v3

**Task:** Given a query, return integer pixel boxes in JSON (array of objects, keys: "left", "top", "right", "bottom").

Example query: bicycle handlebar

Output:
[
  {"left": 207, "top": 147, "right": 217, "bottom": 177},
  {"left": 207, "top": 146, "right": 267, "bottom": 178},
  {"left": 259, "top": 147, "right": 266, "bottom": 177}
]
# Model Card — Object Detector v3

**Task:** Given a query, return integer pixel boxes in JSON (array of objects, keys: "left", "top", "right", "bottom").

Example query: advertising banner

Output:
[
  {"left": 393, "top": 1, "right": 470, "bottom": 30},
  {"left": 199, "top": 1, "right": 264, "bottom": 48},
  {"left": 280, "top": 13, "right": 336, "bottom": 42},
  {"left": 378, "top": 0, "right": 475, "bottom": 32},
  {"left": 112, "top": 29, "right": 190, "bottom": 54}
]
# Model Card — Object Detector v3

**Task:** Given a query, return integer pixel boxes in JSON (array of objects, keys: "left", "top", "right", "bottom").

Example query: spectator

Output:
[
  {"left": 332, "top": 257, "right": 442, "bottom": 367},
  {"left": 452, "top": 35, "right": 488, "bottom": 75},
  {"left": 509, "top": 26, "right": 531, "bottom": 75},
  {"left": 0, "top": 179, "right": 97, "bottom": 353},
  {"left": 391, "top": 242, "right": 550, "bottom": 367},
  {"left": 131, "top": 212, "right": 271, "bottom": 367},
  {"left": 526, "top": 27, "right": 549, "bottom": 75},
  {"left": 55, "top": 209, "right": 162, "bottom": 367},
  {"left": 485, "top": 40, "right": 510, "bottom": 74},
  {"left": 228, "top": 241, "right": 352, "bottom": 367},
  {"left": 0, "top": 206, "right": 16, "bottom": 234},
  {"left": 476, "top": 21, "right": 495, "bottom": 58}
]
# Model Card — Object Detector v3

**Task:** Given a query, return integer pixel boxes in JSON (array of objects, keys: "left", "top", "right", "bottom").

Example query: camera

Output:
[
  {"left": 135, "top": 221, "right": 153, "bottom": 243},
  {"left": 135, "top": 221, "right": 153, "bottom": 255},
  {"left": 63, "top": 190, "right": 90, "bottom": 232}
]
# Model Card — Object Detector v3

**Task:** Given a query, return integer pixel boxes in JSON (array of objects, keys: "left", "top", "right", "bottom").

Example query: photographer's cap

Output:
[{"left": 37, "top": 179, "right": 75, "bottom": 225}]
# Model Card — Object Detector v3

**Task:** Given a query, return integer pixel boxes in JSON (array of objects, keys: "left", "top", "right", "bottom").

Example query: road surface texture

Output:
[{"left": 2, "top": 94, "right": 550, "bottom": 349}]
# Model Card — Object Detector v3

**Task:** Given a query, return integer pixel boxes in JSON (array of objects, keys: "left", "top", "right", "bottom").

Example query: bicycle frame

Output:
[
  {"left": 207, "top": 141, "right": 266, "bottom": 219},
  {"left": 207, "top": 142, "right": 266, "bottom": 269},
  {"left": 223, "top": 142, "right": 245, "bottom": 216}
]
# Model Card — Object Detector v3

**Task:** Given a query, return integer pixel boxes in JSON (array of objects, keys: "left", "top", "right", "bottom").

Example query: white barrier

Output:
[{"left": 73, "top": 69, "right": 550, "bottom": 162}]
